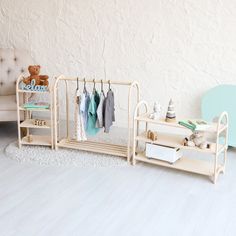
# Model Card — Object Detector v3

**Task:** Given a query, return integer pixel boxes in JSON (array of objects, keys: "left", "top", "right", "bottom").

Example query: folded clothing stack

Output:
[
  {"left": 178, "top": 119, "right": 210, "bottom": 131},
  {"left": 23, "top": 102, "right": 50, "bottom": 109}
]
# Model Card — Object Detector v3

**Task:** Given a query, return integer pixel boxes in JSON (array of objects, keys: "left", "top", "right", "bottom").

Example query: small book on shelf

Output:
[
  {"left": 23, "top": 102, "right": 50, "bottom": 109},
  {"left": 178, "top": 119, "right": 210, "bottom": 131}
]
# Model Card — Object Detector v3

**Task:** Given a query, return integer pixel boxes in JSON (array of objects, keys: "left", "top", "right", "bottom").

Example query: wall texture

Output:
[{"left": 0, "top": 0, "right": 236, "bottom": 126}]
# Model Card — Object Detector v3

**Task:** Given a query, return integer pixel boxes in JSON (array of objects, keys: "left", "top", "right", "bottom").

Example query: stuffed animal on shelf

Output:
[
  {"left": 183, "top": 131, "right": 208, "bottom": 149},
  {"left": 149, "top": 101, "right": 162, "bottom": 120},
  {"left": 23, "top": 65, "right": 49, "bottom": 86}
]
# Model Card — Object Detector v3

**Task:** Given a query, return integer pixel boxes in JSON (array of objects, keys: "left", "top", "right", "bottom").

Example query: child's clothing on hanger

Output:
[
  {"left": 86, "top": 91, "right": 100, "bottom": 135},
  {"left": 94, "top": 89, "right": 100, "bottom": 107},
  {"left": 104, "top": 89, "right": 115, "bottom": 133},
  {"left": 96, "top": 91, "right": 105, "bottom": 128},
  {"left": 80, "top": 90, "right": 90, "bottom": 129},
  {"left": 74, "top": 90, "right": 87, "bottom": 141}
]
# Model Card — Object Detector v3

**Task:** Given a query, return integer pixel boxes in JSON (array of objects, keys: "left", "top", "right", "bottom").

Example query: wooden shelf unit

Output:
[
  {"left": 132, "top": 101, "right": 229, "bottom": 184},
  {"left": 16, "top": 75, "right": 54, "bottom": 149}
]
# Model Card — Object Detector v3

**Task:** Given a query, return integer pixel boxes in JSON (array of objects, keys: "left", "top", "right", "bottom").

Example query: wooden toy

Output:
[
  {"left": 147, "top": 130, "right": 158, "bottom": 141},
  {"left": 165, "top": 98, "right": 176, "bottom": 123},
  {"left": 34, "top": 119, "right": 46, "bottom": 126},
  {"left": 27, "top": 135, "right": 33, "bottom": 143}
]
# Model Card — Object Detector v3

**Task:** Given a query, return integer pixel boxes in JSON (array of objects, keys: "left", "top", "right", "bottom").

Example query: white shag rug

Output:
[{"left": 4, "top": 142, "right": 128, "bottom": 168}]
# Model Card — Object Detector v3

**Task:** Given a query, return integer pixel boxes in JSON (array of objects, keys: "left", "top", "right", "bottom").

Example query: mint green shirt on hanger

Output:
[{"left": 86, "top": 91, "right": 100, "bottom": 135}]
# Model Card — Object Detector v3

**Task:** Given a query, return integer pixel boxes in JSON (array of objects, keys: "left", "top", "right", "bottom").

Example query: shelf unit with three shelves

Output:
[
  {"left": 132, "top": 101, "right": 228, "bottom": 184},
  {"left": 16, "top": 75, "right": 54, "bottom": 149}
]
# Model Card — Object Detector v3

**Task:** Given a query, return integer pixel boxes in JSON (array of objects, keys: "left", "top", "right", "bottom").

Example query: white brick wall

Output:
[{"left": 1, "top": 0, "right": 235, "bottom": 126}]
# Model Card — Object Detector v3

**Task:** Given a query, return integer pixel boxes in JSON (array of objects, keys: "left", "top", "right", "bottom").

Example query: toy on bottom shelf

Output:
[
  {"left": 27, "top": 135, "right": 33, "bottom": 143},
  {"left": 183, "top": 131, "right": 209, "bottom": 149},
  {"left": 34, "top": 119, "right": 46, "bottom": 126},
  {"left": 149, "top": 101, "right": 162, "bottom": 120},
  {"left": 165, "top": 99, "right": 176, "bottom": 123},
  {"left": 147, "top": 130, "right": 158, "bottom": 141}
]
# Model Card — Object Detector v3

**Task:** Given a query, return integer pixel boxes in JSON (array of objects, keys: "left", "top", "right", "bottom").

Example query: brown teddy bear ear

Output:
[
  {"left": 37, "top": 65, "right": 41, "bottom": 69},
  {"left": 28, "top": 65, "right": 32, "bottom": 70}
]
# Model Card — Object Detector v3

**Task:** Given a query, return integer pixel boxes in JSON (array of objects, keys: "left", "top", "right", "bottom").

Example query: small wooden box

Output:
[{"left": 146, "top": 143, "right": 182, "bottom": 163}]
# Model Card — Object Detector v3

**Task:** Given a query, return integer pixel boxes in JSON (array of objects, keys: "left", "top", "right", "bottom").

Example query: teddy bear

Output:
[
  {"left": 183, "top": 131, "right": 208, "bottom": 149},
  {"left": 23, "top": 65, "right": 49, "bottom": 86}
]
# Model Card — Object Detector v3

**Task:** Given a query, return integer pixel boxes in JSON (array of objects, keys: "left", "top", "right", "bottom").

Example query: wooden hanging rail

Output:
[
  {"left": 57, "top": 77, "right": 134, "bottom": 86},
  {"left": 53, "top": 75, "right": 140, "bottom": 162}
]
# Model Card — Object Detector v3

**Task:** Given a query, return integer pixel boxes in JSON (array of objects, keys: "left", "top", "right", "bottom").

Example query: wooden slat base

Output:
[{"left": 57, "top": 139, "right": 128, "bottom": 157}]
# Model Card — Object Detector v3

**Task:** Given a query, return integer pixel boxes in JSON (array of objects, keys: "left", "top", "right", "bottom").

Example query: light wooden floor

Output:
[{"left": 1, "top": 122, "right": 236, "bottom": 236}]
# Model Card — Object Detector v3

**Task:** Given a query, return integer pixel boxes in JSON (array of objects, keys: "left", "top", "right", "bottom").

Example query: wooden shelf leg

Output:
[
  {"left": 213, "top": 153, "right": 219, "bottom": 184},
  {"left": 132, "top": 112, "right": 137, "bottom": 166},
  {"left": 16, "top": 78, "right": 22, "bottom": 149},
  {"left": 135, "top": 120, "right": 139, "bottom": 148},
  {"left": 213, "top": 174, "right": 217, "bottom": 184},
  {"left": 222, "top": 148, "right": 227, "bottom": 174}
]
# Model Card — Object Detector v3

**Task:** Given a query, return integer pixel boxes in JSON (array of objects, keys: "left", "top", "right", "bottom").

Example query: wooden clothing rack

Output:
[{"left": 53, "top": 75, "right": 140, "bottom": 162}]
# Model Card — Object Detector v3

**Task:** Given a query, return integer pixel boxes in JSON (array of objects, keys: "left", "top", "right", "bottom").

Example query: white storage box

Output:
[{"left": 146, "top": 143, "right": 182, "bottom": 163}]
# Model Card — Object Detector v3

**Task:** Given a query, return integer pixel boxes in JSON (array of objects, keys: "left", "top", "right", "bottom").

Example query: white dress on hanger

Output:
[{"left": 74, "top": 90, "right": 87, "bottom": 141}]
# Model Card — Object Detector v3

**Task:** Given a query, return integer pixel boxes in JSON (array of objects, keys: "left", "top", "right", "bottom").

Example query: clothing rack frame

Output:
[{"left": 53, "top": 75, "right": 140, "bottom": 162}]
